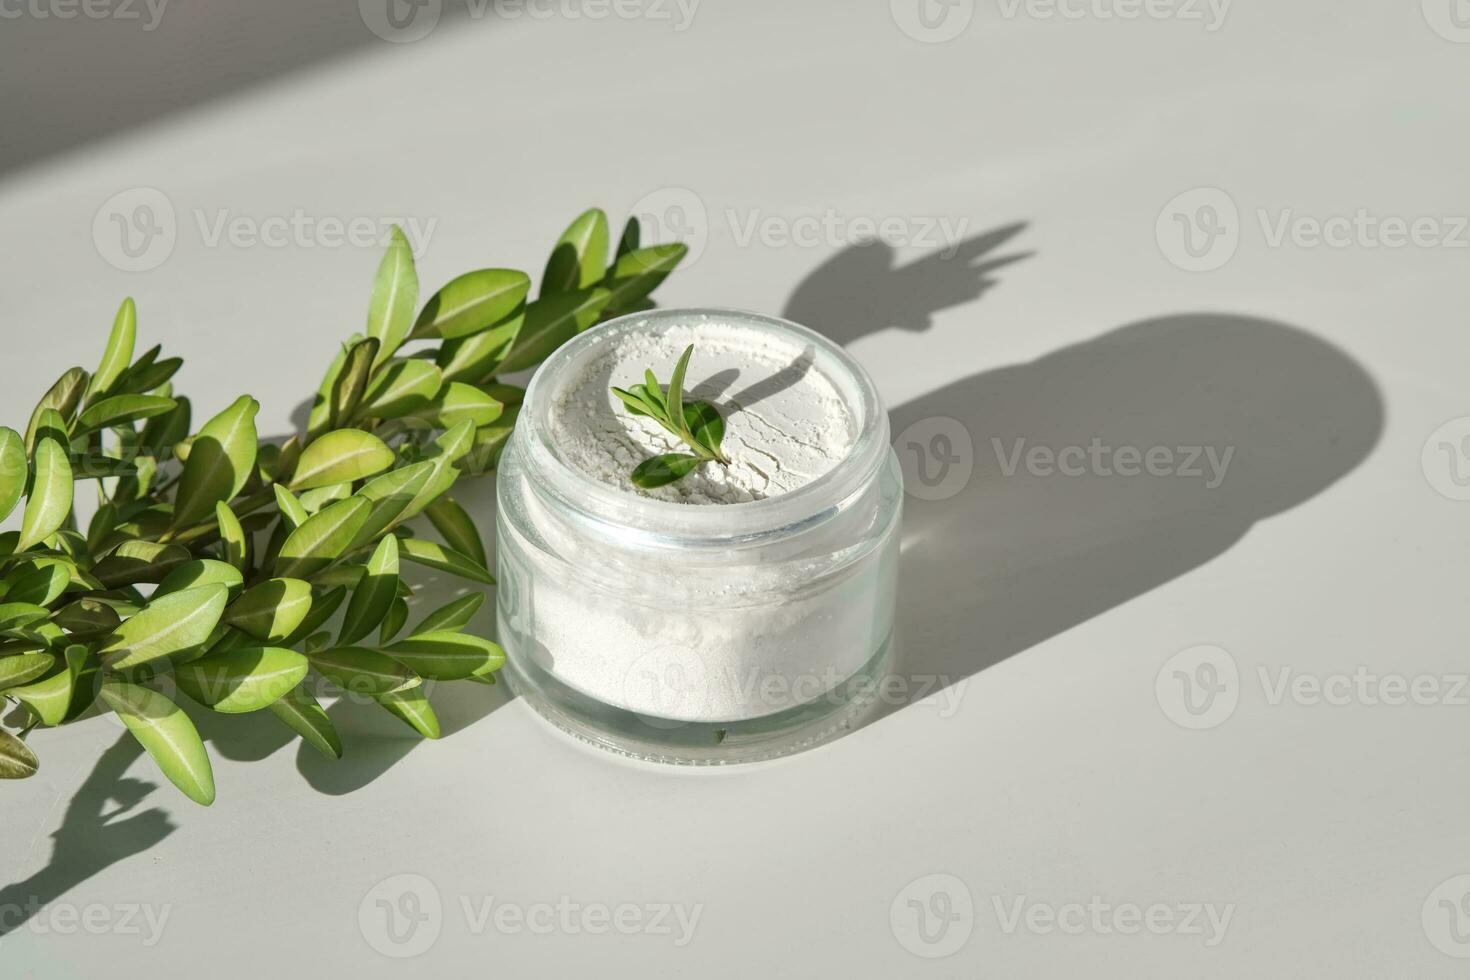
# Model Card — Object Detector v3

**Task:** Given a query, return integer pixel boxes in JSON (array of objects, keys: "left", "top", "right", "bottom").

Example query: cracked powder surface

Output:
[{"left": 549, "top": 317, "right": 855, "bottom": 505}]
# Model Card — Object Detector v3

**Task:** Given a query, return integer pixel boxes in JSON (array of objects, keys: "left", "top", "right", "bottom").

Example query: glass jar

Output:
[{"left": 495, "top": 308, "right": 902, "bottom": 763}]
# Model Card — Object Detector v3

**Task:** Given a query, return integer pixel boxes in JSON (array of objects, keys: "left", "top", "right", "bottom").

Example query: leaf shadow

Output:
[
  {"left": 0, "top": 733, "right": 175, "bottom": 937},
  {"left": 782, "top": 223, "right": 1032, "bottom": 347},
  {"left": 781, "top": 227, "right": 1385, "bottom": 725}
]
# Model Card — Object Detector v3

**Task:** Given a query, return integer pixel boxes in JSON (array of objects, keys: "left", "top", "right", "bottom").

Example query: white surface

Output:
[{"left": 3, "top": 1, "right": 1469, "bottom": 976}]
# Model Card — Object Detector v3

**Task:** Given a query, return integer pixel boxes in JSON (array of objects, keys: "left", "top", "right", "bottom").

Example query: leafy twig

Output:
[
  {"left": 0, "top": 207, "right": 688, "bottom": 802},
  {"left": 611, "top": 344, "right": 729, "bottom": 488}
]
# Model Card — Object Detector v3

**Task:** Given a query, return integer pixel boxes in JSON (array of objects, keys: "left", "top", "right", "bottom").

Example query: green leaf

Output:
[
  {"left": 117, "top": 354, "right": 182, "bottom": 396},
  {"left": 154, "top": 559, "right": 244, "bottom": 600},
  {"left": 424, "top": 497, "right": 486, "bottom": 567},
  {"left": 429, "top": 418, "right": 476, "bottom": 464},
  {"left": 366, "top": 226, "right": 419, "bottom": 368},
  {"left": 329, "top": 337, "right": 379, "bottom": 433},
  {"left": 602, "top": 243, "right": 687, "bottom": 312},
  {"left": 274, "top": 484, "right": 309, "bottom": 530},
  {"left": 0, "top": 730, "right": 39, "bottom": 779},
  {"left": 208, "top": 626, "right": 253, "bottom": 656},
  {"left": 76, "top": 394, "right": 176, "bottom": 432},
  {"left": 395, "top": 434, "right": 468, "bottom": 528},
  {"left": 16, "top": 410, "right": 72, "bottom": 553},
  {"left": 139, "top": 395, "right": 192, "bottom": 461},
  {"left": 52, "top": 598, "right": 121, "bottom": 635},
  {"left": 410, "top": 593, "right": 485, "bottom": 636},
  {"left": 311, "top": 565, "right": 366, "bottom": 590},
  {"left": 461, "top": 403, "right": 520, "bottom": 475},
  {"left": 610, "top": 386, "right": 659, "bottom": 419},
  {"left": 92, "top": 540, "right": 191, "bottom": 588},
  {"left": 290, "top": 430, "right": 395, "bottom": 490},
  {"left": 398, "top": 537, "right": 496, "bottom": 585},
  {"left": 24, "top": 367, "right": 88, "bottom": 452},
  {"left": 101, "top": 584, "right": 228, "bottom": 672},
  {"left": 630, "top": 453, "right": 703, "bottom": 488},
  {"left": 666, "top": 343, "right": 692, "bottom": 442},
  {"left": 435, "top": 313, "right": 523, "bottom": 384},
  {"left": 374, "top": 687, "right": 441, "bottom": 739},
  {"left": 643, "top": 370, "right": 665, "bottom": 411},
  {"left": 298, "top": 482, "right": 350, "bottom": 513},
  {"left": 224, "top": 578, "right": 314, "bottom": 642},
  {"left": 282, "top": 586, "right": 346, "bottom": 646},
  {"left": 385, "top": 631, "right": 504, "bottom": 680},
  {"left": 338, "top": 535, "right": 399, "bottom": 645},
  {"left": 352, "top": 461, "right": 434, "bottom": 548},
  {"left": 88, "top": 298, "right": 137, "bottom": 400},
  {"left": 542, "top": 208, "right": 610, "bottom": 295},
  {"left": 99, "top": 679, "right": 215, "bottom": 806},
  {"left": 0, "top": 427, "right": 27, "bottom": 523},
  {"left": 267, "top": 682, "right": 342, "bottom": 758},
  {"left": 215, "top": 501, "right": 247, "bottom": 570},
  {"left": 6, "top": 564, "right": 69, "bottom": 606},
  {"left": 176, "top": 646, "right": 309, "bottom": 714},
  {"left": 0, "top": 602, "right": 50, "bottom": 632},
  {"left": 172, "top": 395, "right": 259, "bottom": 530},
  {"left": 7, "top": 646, "right": 90, "bottom": 726},
  {"left": 615, "top": 215, "right": 640, "bottom": 259},
  {"left": 262, "top": 434, "right": 301, "bottom": 485},
  {"left": 496, "top": 287, "right": 612, "bottom": 374},
  {"left": 411, "top": 269, "right": 531, "bottom": 340},
  {"left": 0, "top": 652, "right": 55, "bottom": 691},
  {"left": 379, "top": 596, "right": 410, "bottom": 643},
  {"left": 306, "top": 338, "right": 352, "bottom": 441},
  {"left": 483, "top": 382, "right": 525, "bottom": 407},
  {"left": 355, "top": 358, "right": 442, "bottom": 420},
  {"left": 74, "top": 455, "right": 140, "bottom": 482},
  {"left": 122, "top": 343, "right": 159, "bottom": 377},
  {"left": 685, "top": 400, "right": 726, "bottom": 458},
  {"left": 274, "top": 497, "right": 371, "bottom": 579},
  {"left": 306, "top": 646, "right": 420, "bottom": 696},
  {"left": 426, "top": 382, "right": 503, "bottom": 431}
]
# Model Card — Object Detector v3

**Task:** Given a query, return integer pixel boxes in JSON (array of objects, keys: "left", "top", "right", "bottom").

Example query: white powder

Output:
[
  {"left": 499, "top": 312, "right": 897, "bottom": 727},
  {"left": 548, "top": 319, "right": 855, "bottom": 504}
]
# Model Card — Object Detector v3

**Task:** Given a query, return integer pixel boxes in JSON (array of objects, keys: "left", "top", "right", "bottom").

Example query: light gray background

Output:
[{"left": 3, "top": 1, "right": 1469, "bottom": 976}]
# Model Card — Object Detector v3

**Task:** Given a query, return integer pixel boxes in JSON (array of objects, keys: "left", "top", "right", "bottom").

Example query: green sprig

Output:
[
  {"left": 0, "top": 207, "right": 688, "bottom": 803},
  {"left": 611, "top": 344, "right": 730, "bottom": 489}
]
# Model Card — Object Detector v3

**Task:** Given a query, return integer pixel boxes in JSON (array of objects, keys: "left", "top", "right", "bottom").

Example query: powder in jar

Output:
[{"left": 548, "top": 319, "right": 855, "bottom": 504}]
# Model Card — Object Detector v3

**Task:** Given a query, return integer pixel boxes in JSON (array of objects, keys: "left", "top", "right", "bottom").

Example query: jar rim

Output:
[{"left": 516, "top": 307, "right": 891, "bottom": 544}]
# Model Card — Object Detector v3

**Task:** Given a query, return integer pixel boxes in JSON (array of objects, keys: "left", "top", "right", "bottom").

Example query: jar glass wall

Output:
[{"left": 495, "top": 309, "right": 902, "bottom": 763}]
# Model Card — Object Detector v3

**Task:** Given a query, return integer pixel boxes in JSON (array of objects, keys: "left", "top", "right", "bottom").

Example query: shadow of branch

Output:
[
  {"left": 0, "top": 733, "right": 175, "bottom": 936},
  {"left": 783, "top": 223, "right": 1031, "bottom": 345}
]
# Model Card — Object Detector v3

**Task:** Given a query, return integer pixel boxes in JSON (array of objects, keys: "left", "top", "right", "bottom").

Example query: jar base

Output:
[{"left": 502, "top": 634, "right": 896, "bottom": 765}]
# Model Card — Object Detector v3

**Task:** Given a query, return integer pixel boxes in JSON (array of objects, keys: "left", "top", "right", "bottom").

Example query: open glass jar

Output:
[{"left": 495, "top": 309, "right": 901, "bottom": 763}]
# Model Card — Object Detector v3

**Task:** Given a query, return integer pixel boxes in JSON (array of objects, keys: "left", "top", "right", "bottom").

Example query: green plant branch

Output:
[
  {"left": 611, "top": 344, "right": 730, "bottom": 488},
  {"left": 0, "top": 207, "right": 688, "bottom": 802}
]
